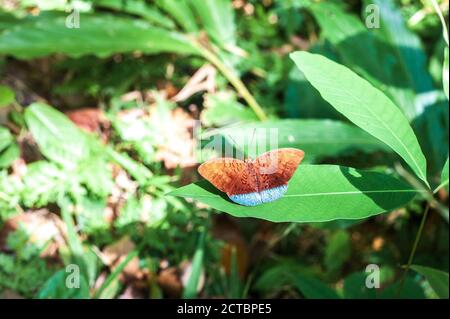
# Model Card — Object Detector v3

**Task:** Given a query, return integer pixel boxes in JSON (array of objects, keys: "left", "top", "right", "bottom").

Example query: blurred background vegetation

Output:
[{"left": 0, "top": 0, "right": 448, "bottom": 299}]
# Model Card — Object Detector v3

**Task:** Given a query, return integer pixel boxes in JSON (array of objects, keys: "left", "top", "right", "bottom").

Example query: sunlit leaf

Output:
[
  {"left": 0, "top": 85, "right": 15, "bottom": 107},
  {"left": 188, "top": 0, "right": 236, "bottom": 48},
  {"left": 0, "top": 13, "right": 199, "bottom": 59},
  {"left": 0, "top": 142, "right": 19, "bottom": 169},
  {"left": 24, "top": 103, "right": 89, "bottom": 169},
  {"left": 156, "top": 0, "right": 198, "bottom": 32},
  {"left": 291, "top": 52, "right": 428, "bottom": 186},
  {"left": 0, "top": 126, "right": 13, "bottom": 152}
]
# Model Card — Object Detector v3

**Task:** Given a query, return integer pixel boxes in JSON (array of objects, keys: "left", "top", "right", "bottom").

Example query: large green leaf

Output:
[
  {"left": 291, "top": 52, "right": 428, "bottom": 186},
  {"left": 306, "top": 1, "right": 431, "bottom": 120},
  {"left": 410, "top": 265, "right": 449, "bottom": 299},
  {"left": 169, "top": 165, "right": 418, "bottom": 223},
  {"left": 207, "top": 119, "right": 391, "bottom": 163},
  {"left": 284, "top": 48, "right": 342, "bottom": 120},
  {"left": 24, "top": 103, "right": 89, "bottom": 169},
  {"left": 0, "top": 12, "right": 199, "bottom": 59}
]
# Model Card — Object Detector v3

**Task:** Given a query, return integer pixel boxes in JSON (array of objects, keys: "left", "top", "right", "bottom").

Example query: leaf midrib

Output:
[{"left": 177, "top": 189, "right": 421, "bottom": 199}]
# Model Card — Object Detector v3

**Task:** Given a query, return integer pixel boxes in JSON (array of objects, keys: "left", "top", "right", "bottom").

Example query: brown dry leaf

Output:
[
  {"left": 172, "top": 64, "right": 216, "bottom": 102},
  {"left": 108, "top": 167, "right": 139, "bottom": 219},
  {"left": 100, "top": 236, "right": 147, "bottom": 284},
  {"left": 101, "top": 236, "right": 135, "bottom": 266},
  {"left": 151, "top": 106, "right": 197, "bottom": 169},
  {"left": 65, "top": 108, "right": 110, "bottom": 142},
  {"left": 157, "top": 267, "right": 183, "bottom": 298}
]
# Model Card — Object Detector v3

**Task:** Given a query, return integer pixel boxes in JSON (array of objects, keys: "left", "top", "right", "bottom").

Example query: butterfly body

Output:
[{"left": 198, "top": 148, "right": 304, "bottom": 206}]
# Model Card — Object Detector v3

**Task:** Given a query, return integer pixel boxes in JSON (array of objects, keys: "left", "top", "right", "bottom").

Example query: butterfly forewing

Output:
[{"left": 198, "top": 158, "right": 258, "bottom": 196}]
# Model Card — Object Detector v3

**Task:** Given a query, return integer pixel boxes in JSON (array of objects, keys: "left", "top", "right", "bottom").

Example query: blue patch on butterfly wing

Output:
[
  {"left": 229, "top": 192, "right": 262, "bottom": 206},
  {"left": 228, "top": 184, "right": 288, "bottom": 206},
  {"left": 260, "top": 184, "right": 288, "bottom": 203}
]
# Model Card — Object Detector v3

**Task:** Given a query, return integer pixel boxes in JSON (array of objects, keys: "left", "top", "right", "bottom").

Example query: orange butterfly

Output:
[{"left": 198, "top": 148, "right": 305, "bottom": 206}]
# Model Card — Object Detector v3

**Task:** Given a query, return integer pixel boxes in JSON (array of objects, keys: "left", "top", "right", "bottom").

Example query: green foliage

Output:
[
  {"left": 440, "top": 158, "right": 449, "bottom": 191},
  {"left": 443, "top": 47, "right": 449, "bottom": 99},
  {"left": 37, "top": 269, "right": 90, "bottom": 299},
  {"left": 0, "top": 13, "right": 199, "bottom": 59},
  {"left": 0, "top": 85, "right": 15, "bottom": 107},
  {"left": 24, "top": 103, "right": 90, "bottom": 169},
  {"left": 201, "top": 91, "right": 258, "bottom": 126},
  {"left": 0, "top": 0, "right": 447, "bottom": 300},
  {"left": 0, "top": 229, "right": 55, "bottom": 298},
  {"left": 0, "top": 126, "right": 19, "bottom": 169}
]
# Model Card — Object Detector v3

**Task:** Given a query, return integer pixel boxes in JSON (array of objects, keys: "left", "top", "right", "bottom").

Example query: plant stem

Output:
[
  {"left": 396, "top": 202, "right": 430, "bottom": 298},
  {"left": 196, "top": 43, "right": 268, "bottom": 121}
]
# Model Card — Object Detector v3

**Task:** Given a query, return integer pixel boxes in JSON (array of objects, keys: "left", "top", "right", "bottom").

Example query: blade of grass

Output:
[
  {"left": 182, "top": 231, "right": 205, "bottom": 299},
  {"left": 397, "top": 203, "right": 431, "bottom": 297},
  {"left": 195, "top": 42, "right": 267, "bottom": 121},
  {"left": 93, "top": 250, "right": 139, "bottom": 299},
  {"left": 229, "top": 247, "right": 242, "bottom": 298}
]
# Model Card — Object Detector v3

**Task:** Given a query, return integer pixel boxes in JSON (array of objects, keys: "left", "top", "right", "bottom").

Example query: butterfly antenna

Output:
[
  {"left": 226, "top": 134, "right": 244, "bottom": 159},
  {"left": 248, "top": 128, "right": 256, "bottom": 160}
]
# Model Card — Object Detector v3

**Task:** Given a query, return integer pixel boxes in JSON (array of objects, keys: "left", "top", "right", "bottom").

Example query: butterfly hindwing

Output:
[{"left": 254, "top": 148, "right": 305, "bottom": 191}]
